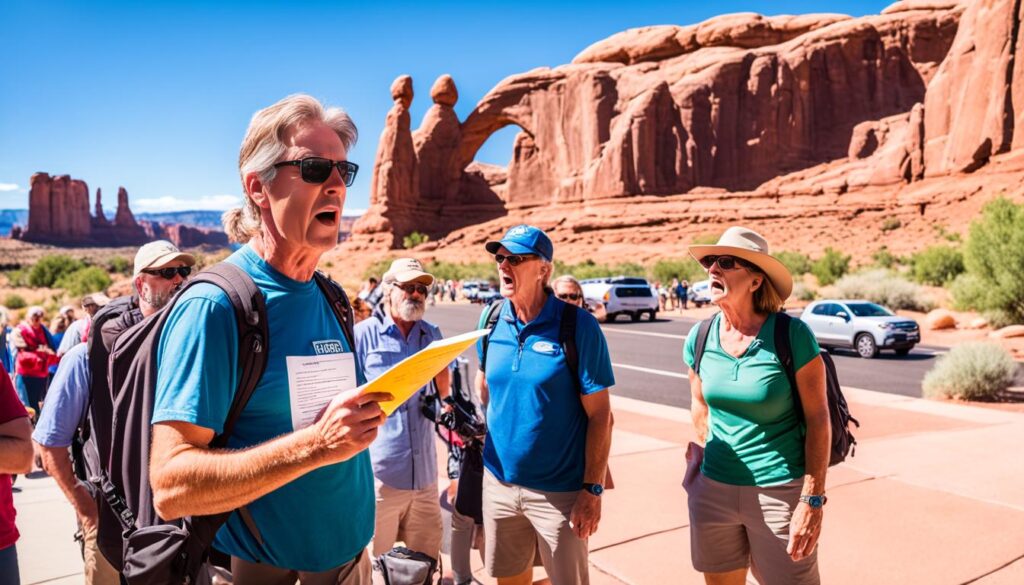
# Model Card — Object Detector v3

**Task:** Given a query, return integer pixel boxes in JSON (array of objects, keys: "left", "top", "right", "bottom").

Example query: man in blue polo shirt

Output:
[
  {"left": 355, "top": 258, "right": 451, "bottom": 564},
  {"left": 475, "top": 225, "right": 615, "bottom": 585}
]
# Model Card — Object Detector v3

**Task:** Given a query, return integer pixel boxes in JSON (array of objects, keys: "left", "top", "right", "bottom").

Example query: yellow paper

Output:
[{"left": 360, "top": 328, "right": 489, "bottom": 415}]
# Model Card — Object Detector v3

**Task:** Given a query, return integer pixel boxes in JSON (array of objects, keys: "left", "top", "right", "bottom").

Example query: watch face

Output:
[{"left": 586, "top": 484, "right": 604, "bottom": 496}]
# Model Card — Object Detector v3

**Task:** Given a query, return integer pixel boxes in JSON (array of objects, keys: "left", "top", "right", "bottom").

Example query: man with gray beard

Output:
[{"left": 354, "top": 258, "right": 452, "bottom": 566}]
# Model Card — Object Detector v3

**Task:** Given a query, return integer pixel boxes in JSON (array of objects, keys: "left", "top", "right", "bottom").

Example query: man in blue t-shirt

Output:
[
  {"left": 148, "top": 95, "right": 390, "bottom": 584},
  {"left": 475, "top": 225, "right": 615, "bottom": 585}
]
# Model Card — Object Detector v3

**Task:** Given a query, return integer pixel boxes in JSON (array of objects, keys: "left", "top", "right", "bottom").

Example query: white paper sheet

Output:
[{"left": 286, "top": 352, "right": 357, "bottom": 430}]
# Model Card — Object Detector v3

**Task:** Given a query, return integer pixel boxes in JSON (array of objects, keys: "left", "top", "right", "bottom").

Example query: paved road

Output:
[{"left": 422, "top": 303, "right": 953, "bottom": 409}]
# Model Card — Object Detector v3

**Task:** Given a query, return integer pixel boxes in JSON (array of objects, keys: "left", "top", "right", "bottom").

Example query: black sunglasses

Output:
[
  {"left": 398, "top": 283, "right": 428, "bottom": 296},
  {"left": 274, "top": 157, "right": 359, "bottom": 187},
  {"left": 557, "top": 293, "right": 581, "bottom": 301},
  {"left": 142, "top": 266, "right": 192, "bottom": 280},
  {"left": 698, "top": 255, "right": 757, "bottom": 271},
  {"left": 494, "top": 254, "right": 536, "bottom": 267}
]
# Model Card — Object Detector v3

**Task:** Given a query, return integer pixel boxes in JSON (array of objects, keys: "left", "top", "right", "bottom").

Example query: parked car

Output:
[
  {"left": 580, "top": 276, "right": 659, "bottom": 322},
  {"left": 462, "top": 281, "right": 483, "bottom": 301},
  {"left": 475, "top": 284, "right": 501, "bottom": 304},
  {"left": 800, "top": 299, "right": 920, "bottom": 358},
  {"left": 688, "top": 280, "right": 712, "bottom": 308}
]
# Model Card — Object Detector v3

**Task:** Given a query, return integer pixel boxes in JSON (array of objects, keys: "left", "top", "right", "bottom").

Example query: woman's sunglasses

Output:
[
  {"left": 398, "top": 283, "right": 429, "bottom": 296},
  {"left": 142, "top": 266, "right": 193, "bottom": 280},
  {"left": 494, "top": 254, "right": 535, "bottom": 267},
  {"left": 274, "top": 157, "right": 359, "bottom": 187},
  {"left": 698, "top": 255, "right": 757, "bottom": 271},
  {"left": 557, "top": 293, "right": 581, "bottom": 301}
]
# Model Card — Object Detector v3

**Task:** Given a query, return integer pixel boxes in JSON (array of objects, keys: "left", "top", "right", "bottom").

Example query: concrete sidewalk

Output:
[{"left": 14, "top": 388, "right": 1024, "bottom": 584}]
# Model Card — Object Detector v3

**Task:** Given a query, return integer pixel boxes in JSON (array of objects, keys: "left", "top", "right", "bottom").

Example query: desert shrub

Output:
[
  {"left": 3, "top": 294, "right": 27, "bottom": 310},
  {"left": 872, "top": 246, "right": 901, "bottom": 269},
  {"left": 792, "top": 281, "right": 816, "bottom": 302},
  {"left": 28, "top": 255, "right": 85, "bottom": 288},
  {"left": 835, "top": 269, "right": 934, "bottom": 311},
  {"left": 775, "top": 251, "right": 812, "bottom": 276},
  {"left": 951, "top": 197, "right": 1024, "bottom": 325},
  {"left": 3, "top": 269, "right": 29, "bottom": 287},
  {"left": 650, "top": 258, "right": 704, "bottom": 284},
  {"left": 910, "top": 245, "right": 964, "bottom": 286},
  {"left": 106, "top": 256, "right": 133, "bottom": 275},
  {"left": 363, "top": 258, "right": 395, "bottom": 281},
  {"left": 934, "top": 224, "right": 962, "bottom": 243},
  {"left": 880, "top": 217, "right": 902, "bottom": 232},
  {"left": 922, "top": 342, "right": 1017, "bottom": 401},
  {"left": 811, "top": 247, "right": 850, "bottom": 286},
  {"left": 426, "top": 260, "right": 493, "bottom": 282},
  {"left": 689, "top": 233, "right": 719, "bottom": 246},
  {"left": 403, "top": 231, "right": 430, "bottom": 249},
  {"left": 56, "top": 267, "right": 112, "bottom": 297}
]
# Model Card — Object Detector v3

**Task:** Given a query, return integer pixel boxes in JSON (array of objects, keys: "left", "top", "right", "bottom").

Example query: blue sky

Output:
[{"left": 0, "top": 1, "right": 890, "bottom": 214}]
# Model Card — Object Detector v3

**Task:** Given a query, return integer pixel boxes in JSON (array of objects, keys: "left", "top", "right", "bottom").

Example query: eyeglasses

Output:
[
  {"left": 556, "top": 293, "right": 581, "bottom": 302},
  {"left": 698, "top": 255, "right": 757, "bottom": 271},
  {"left": 142, "top": 266, "right": 193, "bottom": 280},
  {"left": 274, "top": 157, "right": 359, "bottom": 187},
  {"left": 494, "top": 254, "right": 536, "bottom": 267},
  {"left": 398, "top": 283, "right": 429, "bottom": 296}
]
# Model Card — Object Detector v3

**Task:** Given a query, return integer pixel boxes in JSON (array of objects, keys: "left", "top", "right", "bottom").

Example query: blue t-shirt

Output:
[
  {"left": 153, "top": 245, "right": 373, "bottom": 572},
  {"left": 33, "top": 342, "right": 90, "bottom": 448},
  {"left": 478, "top": 296, "right": 615, "bottom": 492}
]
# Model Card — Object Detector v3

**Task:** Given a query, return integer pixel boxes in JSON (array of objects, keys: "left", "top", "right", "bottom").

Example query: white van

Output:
[{"left": 580, "top": 277, "right": 659, "bottom": 322}]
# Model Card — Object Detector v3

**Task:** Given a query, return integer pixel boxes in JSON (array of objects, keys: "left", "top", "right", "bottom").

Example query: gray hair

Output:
[
  {"left": 224, "top": 94, "right": 358, "bottom": 243},
  {"left": 551, "top": 274, "right": 582, "bottom": 292}
]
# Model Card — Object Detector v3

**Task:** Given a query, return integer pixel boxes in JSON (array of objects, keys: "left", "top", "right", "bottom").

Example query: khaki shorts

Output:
[
  {"left": 231, "top": 548, "right": 371, "bottom": 585},
  {"left": 372, "top": 480, "right": 443, "bottom": 558},
  {"left": 685, "top": 470, "right": 820, "bottom": 584},
  {"left": 482, "top": 469, "right": 589, "bottom": 585}
]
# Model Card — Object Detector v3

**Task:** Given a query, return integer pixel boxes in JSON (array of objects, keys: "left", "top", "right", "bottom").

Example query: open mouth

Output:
[
  {"left": 501, "top": 274, "right": 514, "bottom": 286},
  {"left": 710, "top": 280, "right": 726, "bottom": 293},
  {"left": 315, "top": 209, "right": 338, "bottom": 226}
]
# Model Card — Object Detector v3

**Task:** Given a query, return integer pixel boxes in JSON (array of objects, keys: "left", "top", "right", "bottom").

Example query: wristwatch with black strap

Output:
[
  {"left": 799, "top": 494, "right": 828, "bottom": 508},
  {"left": 582, "top": 482, "right": 604, "bottom": 496}
]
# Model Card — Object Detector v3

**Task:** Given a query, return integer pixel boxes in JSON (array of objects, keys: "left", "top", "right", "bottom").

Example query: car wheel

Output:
[
  {"left": 647, "top": 310, "right": 657, "bottom": 321},
  {"left": 895, "top": 347, "right": 912, "bottom": 356},
  {"left": 630, "top": 312, "right": 641, "bottom": 322},
  {"left": 855, "top": 334, "right": 879, "bottom": 359},
  {"left": 605, "top": 313, "right": 617, "bottom": 323}
]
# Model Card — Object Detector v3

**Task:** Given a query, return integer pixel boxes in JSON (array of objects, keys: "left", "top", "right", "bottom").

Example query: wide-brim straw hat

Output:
[{"left": 688, "top": 226, "right": 794, "bottom": 301}]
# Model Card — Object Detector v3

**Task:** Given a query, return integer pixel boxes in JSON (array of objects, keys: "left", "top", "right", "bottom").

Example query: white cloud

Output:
[
  {"left": 0, "top": 183, "right": 22, "bottom": 192},
  {"left": 133, "top": 194, "right": 242, "bottom": 212},
  {"left": 342, "top": 208, "right": 366, "bottom": 217}
]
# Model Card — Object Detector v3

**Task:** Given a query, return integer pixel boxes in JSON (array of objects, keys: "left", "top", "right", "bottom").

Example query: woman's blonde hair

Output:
[
  {"left": 752, "top": 276, "right": 784, "bottom": 314},
  {"left": 551, "top": 274, "right": 582, "bottom": 293},
  {"left": 224, "top": 94, "right": 358, "bottom": 243}
]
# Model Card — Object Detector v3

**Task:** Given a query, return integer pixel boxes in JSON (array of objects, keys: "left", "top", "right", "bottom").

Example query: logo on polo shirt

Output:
[
  {"left": 532, "top": 341, "right": 559, "bottom": 355},
  {"left": 312, "top": 339, "right": 344, "bottom": 355}
]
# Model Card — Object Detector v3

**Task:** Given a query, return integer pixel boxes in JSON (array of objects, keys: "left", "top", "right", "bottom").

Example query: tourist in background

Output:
[
  {"left": 57, "top": 294, "right": 110, "bottom": 357},
  {"left": 0, "top": 362, "right": 33, "bottom": 584},
  {"left": 10, "top": 306, "right": 55, "bottom": 417},
  {"left": 0, "top": 306, "right": 13, "bottom": 375}
]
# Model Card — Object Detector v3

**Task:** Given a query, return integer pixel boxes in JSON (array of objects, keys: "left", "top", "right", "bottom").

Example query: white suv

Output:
[
  {"left": 580, "top": 277, "right": 659, "bottom": 322},
  {"left": 801, "top": 299, "right": 920, "bottom": 358}
]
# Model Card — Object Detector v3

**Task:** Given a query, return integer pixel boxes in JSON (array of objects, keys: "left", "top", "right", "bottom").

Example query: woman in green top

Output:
[{"left": 683, "top": 227, "right": 830, "bottom": 585}]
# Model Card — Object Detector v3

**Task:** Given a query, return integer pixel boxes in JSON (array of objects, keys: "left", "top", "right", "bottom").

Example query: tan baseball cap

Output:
[
  {"left": 81, "top": 293, "right": 111, "bottom": 308},
  {"left": 134, "top": 240, "right": 196, "bottom": 276},
  {"left": 383, "top": 258, "right": 434, "bottom": 286}
]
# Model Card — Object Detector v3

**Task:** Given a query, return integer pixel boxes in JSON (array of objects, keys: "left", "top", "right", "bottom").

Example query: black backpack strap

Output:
[
  {"left": 559, "top": 303, "right": 580, "bottom": 392},
  {"left": 478, "top": 300, "right": 505, "bottom": 374},
  {"left": 773, "top": 312, "right": 804, "bottom": 422},
  {"left": 692, "top": 315, "right": 716, "bottom": 377},
  {"left": 313, "top": 271, "right": 355, "bottom": 351}
]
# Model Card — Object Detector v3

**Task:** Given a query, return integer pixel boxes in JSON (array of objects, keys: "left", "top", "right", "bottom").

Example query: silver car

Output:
[{"left": 800, "top": 300, "right": 920, "bottom": 358}]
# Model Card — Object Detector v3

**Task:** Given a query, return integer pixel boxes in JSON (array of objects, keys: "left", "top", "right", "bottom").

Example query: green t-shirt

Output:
[{"left": 683, "top": 312, "right": 820, "bottom": 486}]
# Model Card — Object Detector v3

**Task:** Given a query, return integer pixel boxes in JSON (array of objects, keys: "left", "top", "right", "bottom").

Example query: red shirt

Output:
[{"left": 0, "top": 366, "right": 28, "bottom": 549}]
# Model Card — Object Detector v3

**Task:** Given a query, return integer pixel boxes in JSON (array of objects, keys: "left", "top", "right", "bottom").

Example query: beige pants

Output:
[
  {"left": 482, "top": 470, "right": 589, "bottom": 585},
  {"left": 231, "top": 549, "right": 371, "bottom": 585},
  {"left": 82, "top": 523, "right": 120, "bottom": 585},
  {"left": 371, "top": 481, "right": 443, "bottom": 559}
]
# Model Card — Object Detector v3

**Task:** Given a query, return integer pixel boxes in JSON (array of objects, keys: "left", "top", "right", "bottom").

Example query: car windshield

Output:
[
  {"left": 613, "top": 277, "right": 649, "bottom": 285},
  {"left": 846, "top": 302, "right": 893, "bottom": 317}
]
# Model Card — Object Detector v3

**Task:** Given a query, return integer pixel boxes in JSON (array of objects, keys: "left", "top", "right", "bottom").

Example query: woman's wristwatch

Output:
[{"left": 799, "top": 494, "right": 828, "bottom": 508}]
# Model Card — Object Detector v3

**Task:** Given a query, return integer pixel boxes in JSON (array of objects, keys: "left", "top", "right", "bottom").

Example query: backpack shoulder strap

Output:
[
  {"left": 773, "top": 312, "right": 804, "bottom": 420},
  {"left": 559, "top": 303, "right": 580, "bottom": 391},
  {"left": 313, "top": 271, "right": 355, "bottom": 351},
  {"left": 195, "top": 263, "right": 270, "bottom": 448},
  {"left": 692, "top": 315, "right": 716, "bottom": 377},
  {"left": 478, "top": 300, "right": 505, "bottom": 373}
]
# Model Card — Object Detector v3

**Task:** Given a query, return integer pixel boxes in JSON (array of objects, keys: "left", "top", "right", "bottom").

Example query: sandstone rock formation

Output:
[
  {"left": 926, "top": 309, "right": 957, "bottom": 330},
  {"left": 21, "top": 173, "right": 227, "bottom": 248}
]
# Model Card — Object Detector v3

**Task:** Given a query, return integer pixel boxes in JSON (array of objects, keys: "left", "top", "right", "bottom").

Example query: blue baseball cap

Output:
[{"left": 485, "top": 224, "right": 553, "bottom": 261}]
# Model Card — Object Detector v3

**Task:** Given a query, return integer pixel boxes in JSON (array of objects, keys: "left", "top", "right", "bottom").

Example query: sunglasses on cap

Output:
[
  {"left": 274, "top": 157, "right": 359, "bottom": 187},
  {"left": 397, "top": 283, "right": 429, "bottom": 296},
  {"left": 494, "top": 253, "right": 536, "bottom": 267},
  {"left": 556, "top": 292, "right": 581, "bottom": 302},
  {"left": 698, "top": 255, "right": 758, "bottom": 271},
  {"left": 142, "top": 266, "right": 193, "bottom": 280}
]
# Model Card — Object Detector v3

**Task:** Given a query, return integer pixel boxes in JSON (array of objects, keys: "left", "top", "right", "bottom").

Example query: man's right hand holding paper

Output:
[{"left": 311, "top": 388, "right": 393, "bottom": 465}]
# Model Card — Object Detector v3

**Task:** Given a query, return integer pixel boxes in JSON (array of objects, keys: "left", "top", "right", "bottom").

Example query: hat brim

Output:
[
  {"left": 389, "top": 270, "right": 435, "bottom": 286},
  {"left": 485, "top": 240, "right": 549, "bottom": 260},
  {"left": 688, "top": 244, "right": 794, "bottom": 301},
  {"left": 141, "top": 251, "right": 196, "bottom": 274}
]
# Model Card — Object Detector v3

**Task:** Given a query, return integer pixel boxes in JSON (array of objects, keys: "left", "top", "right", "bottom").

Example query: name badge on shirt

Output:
[{"left": 312, "top": 339, "right": 344, "bottom": 355}]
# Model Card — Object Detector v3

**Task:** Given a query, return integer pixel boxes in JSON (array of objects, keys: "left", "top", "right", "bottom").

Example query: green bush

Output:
[
  {"left": 106, "top": 256, "right": 133, "bottom": 274},
  {"left": 3, "top": 269, "right": 29, "bottom": 287},
  {"left": 792, "top": 281, "right": 816, "bottom": 302},
  {"left": 689, "top": 233, "right": 719, "bottom": 246},
  {"left": 426, "top": 260, "right": 493, "bottom": 282},
  {"left": 403, "top": 231, "right": 430, "bottom": 249},
  {"left": 3, "top": 294, "right": 27, "bottom": 310},
  {"left": 872, "top": 246, "right": 901, "bottom": 269},
  {"left": 650, "top": 258, "right": 704, "bottom": 285},
  {"left": 28, "top": 255, "right": 85, "bottom": 288},
  {"left": 56, "top": 267, "right": 112, "bottom": 297},
  {"left": 951, "top": 197, "right": 1024, "bottom": 325},
  {"left": 811, "top": 247, "right": 850, "bottom": 286},
  {"left": 911, "top": 245, "right": 964, "bottom": 286},
  {"left": 776, "top": 251, "right": 812, "bottom": 276},
  {"left": 835, "top": 269, "right": 934, "bottom": 311},
  {"left": 880, "top": 217, "right": 902, "bottom": 232},
  {"left": 922, "top": 342, "right": 1017, "bottom": 401},
  {"left": 363, "top": 258, "right": 395, "bottom": 281}
]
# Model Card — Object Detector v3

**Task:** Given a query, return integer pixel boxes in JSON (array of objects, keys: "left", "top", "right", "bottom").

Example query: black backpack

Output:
[
  {"left": 98, "top": 262, "right": 354, "bottom": 585},
  {"left": 692, "top": 312, "right": 859, "bottom": 467},
  {"left": 478, "top": 299, "right": 579, "bottom": 384}
]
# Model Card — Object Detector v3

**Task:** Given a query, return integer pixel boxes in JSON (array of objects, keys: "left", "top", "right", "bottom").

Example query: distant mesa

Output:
[{"left": 17, "top": 172, "right": 228, "bottom": 248}]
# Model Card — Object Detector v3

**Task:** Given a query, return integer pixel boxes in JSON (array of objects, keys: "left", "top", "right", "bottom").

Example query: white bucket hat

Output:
[{"left": 688, "top": 226, "right": 794, "bottom": 301}]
